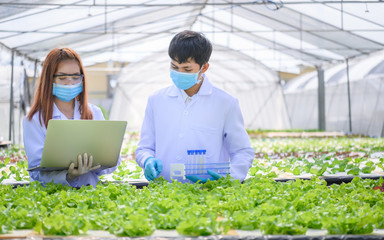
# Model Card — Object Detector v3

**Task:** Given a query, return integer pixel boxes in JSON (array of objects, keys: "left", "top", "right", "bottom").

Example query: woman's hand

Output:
[{"left": 66, "top": 153, "right": 101, "bottom": 182}]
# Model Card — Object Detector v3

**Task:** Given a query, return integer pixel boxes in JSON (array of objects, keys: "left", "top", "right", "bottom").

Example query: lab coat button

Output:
[
  {"left": 179, "top": 133, "right": 183, "bottom": 138},
  {"left": 184, "top": 111, "right": 188, "bottom": 115}
]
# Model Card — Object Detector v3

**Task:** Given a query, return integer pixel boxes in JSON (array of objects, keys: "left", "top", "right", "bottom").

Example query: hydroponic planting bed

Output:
[
  {"left": 0, "top": 135, "right": 383, "bottom": 239},
  {"left": 0, "top": 133, "right": 144, "bottom": 184}
]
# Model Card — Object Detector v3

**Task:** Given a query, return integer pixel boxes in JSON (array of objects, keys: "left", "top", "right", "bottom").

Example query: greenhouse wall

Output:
[
  {"left": 284, "top": 52, "right": 384, "bottom": 137},
  {"left": 110, "top": 45, "right": 291, "bottom": 130},
  {"left": 0, "top": 44, "right": 37, "bottom": 145}
]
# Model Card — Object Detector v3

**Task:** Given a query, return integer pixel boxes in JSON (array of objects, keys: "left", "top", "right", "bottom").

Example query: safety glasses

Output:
[{"left": 53, "top": 74, "right": 83, "bottom": 84}]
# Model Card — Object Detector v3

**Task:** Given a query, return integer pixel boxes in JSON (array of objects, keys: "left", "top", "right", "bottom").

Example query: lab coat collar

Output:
[
  {"left": 197, "top": 74, "right": 213, "bottom": 96},
  {"left": 52, "top": 100, "right": 80, "bottom": 120},
  {"left": 167, "top": 73, "right": 213, "bottom": 97},
  {"left": 167, "top": 85, "right": 180, "bottom": 97}
]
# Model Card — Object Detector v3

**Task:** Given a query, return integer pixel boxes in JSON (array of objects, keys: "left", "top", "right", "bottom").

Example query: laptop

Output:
[{"left": 28, "top": 120, "right": 127, "bottom": 171}]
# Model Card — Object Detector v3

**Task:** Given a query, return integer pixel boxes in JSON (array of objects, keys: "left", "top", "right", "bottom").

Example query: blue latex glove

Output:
[
  {"left": 144, "top": 157, "right": 163, "bottom": 181},
  {"left": 186, "top": 170, "right": 223, "bottom": 183}
]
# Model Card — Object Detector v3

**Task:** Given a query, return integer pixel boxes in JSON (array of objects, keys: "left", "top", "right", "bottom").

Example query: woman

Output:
[{"left": 23, "top": 48, "right": 120, "bottom": 187}]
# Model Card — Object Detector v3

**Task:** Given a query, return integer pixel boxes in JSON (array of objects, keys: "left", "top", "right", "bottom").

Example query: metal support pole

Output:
[
  {"left": 9, "top": 51, "right": 15, "bottom": 143},
  {"left": 317, "top": 66, "right": 326, "bottom": 131},
  {"left": 19, "top": 74, "right": 24, "bottom": 145},
  {"left": 32, "top": 59, "right": 38, "bottom": 95},
  {"left": 346, "top": 58, "right": 352, "bottom": 133},
  {"left": 381, "top": 122, "right": 384, "bottom": 137},
  {"left": 24, "top": 68, "right": 31, "bottom": 109},
  {"left": 104, "top": 0, "right": 107, "bottom": 34}
]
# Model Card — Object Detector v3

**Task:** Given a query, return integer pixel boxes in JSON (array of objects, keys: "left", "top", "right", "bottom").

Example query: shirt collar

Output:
[
  {"left": 167, "top": 73, "right": 213, "bottom": 97},
  {"left": 180, "top": 89, "right": 190, "bottom": 102},
  {"left": 52, "top": 100, "right": 80, "bottom": 120}
]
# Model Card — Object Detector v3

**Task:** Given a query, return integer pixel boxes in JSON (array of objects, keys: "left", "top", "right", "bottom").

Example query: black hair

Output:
[{"left": 168, "top": 30, "right": 212, "bottom": 67}]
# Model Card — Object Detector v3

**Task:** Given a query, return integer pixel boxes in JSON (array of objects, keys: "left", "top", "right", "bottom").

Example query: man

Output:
[{"left": 136, "top": 30, "right": 255, "bottom": 183}]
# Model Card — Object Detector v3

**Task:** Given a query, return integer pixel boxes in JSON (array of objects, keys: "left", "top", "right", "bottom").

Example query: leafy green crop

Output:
[
  {"left": 251, "top": 137, "right": 384, "bottom": 154},
  {"left": 250, "top": 147, "right": 384, "bottom": 178},
  {"left": 1, "top": 136, "right": 383, "bottom": 237},
  {"left": 0, "top": 142, "right": 143, "bottom": 183},
  {"left": 1, "top": 176, "right": 383, "bottom": 237}
]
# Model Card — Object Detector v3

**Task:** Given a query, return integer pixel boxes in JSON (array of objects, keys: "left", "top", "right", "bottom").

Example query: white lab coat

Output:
[
  {"left": 23, "top": 100, "right": 120, "bottom": 187},
  {"left": 135, "top": 76, "right": 255, "bottom": 182}
]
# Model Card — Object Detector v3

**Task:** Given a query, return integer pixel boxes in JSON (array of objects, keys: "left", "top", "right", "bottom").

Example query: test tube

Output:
[
  {"left": 190, "top": 150, "right": 194, "bottom": 174},
  {"left": 194, "top": 150, "right": 198, "bottom": 174},
  {"left": 191, "top": 150, "right": 195, "bottom": 174},
  {"left": 202, "top": 150, "right": 206, "bottom": 174},
  {"left": 195, "top": 150, "right": 198, "bottom": 174},
  {"left": 187, "top": 150, "right": 191, "bottom": 165},
  {"left": 186, "top": 150, "right": 191, "bottom": 175},
  {"left": 191, "top": 150, "right": 194, "bottom": 175},
  {"left": 199, "top": 150, "right": 203, "bottom": 174}
]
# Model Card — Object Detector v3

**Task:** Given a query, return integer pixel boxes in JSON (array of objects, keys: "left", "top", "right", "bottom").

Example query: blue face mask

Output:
[
  {"left": 53, "top": 82, "right": 83, "bottom": 102},
  {"left": 170, "top": 68, "right": 202, "bottom": 90}
]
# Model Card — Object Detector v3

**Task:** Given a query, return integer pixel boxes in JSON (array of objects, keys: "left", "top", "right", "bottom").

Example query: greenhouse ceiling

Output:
[{"left": 0, "top": 0, "right": 383, "bottom": 73}]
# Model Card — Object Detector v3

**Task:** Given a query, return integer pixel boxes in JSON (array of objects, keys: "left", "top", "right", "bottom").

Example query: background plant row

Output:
[{"left": 1, "top": 137, "right": 384, "bottom": 183}]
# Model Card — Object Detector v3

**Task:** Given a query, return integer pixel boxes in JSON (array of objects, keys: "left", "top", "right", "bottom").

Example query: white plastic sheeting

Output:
[
  {"left": 0, "top": 1, "right": 383, "bottom": 73},
  {"left": 110, "top": 45, "right": 290, "bottom": 130},
  {"left": 284, "top": 51, "right": 384, "bottom": 136},
  {"left": 0, "top": 44, "right": 37, "bottom": 144},
  {"left": 1, "top": 1, "right": 383, "bottom": 138}
]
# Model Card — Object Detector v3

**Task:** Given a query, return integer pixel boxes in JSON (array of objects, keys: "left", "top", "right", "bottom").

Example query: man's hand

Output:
[
  {"left": 186, "top": 170, "right": 222, "bottom": 183},
  {"left": 144, "top": 157, "right": 163, "bottom": 181},
  {"left": 66, "top": 153, "right": 101, "bottom": 182}
]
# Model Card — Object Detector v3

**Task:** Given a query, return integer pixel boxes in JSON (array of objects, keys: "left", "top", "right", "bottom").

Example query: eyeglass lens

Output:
[{"left": 54, "top": 74, "right": 83, "bottom": 83}]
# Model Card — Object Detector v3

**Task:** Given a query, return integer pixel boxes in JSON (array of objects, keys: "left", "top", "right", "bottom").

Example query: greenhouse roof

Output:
[
  {"left": 0, "top": 0, "right": 383, "bottom": 72},
  {"left": 284, "top": 49, "right": 384, "bottom": 92}
]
